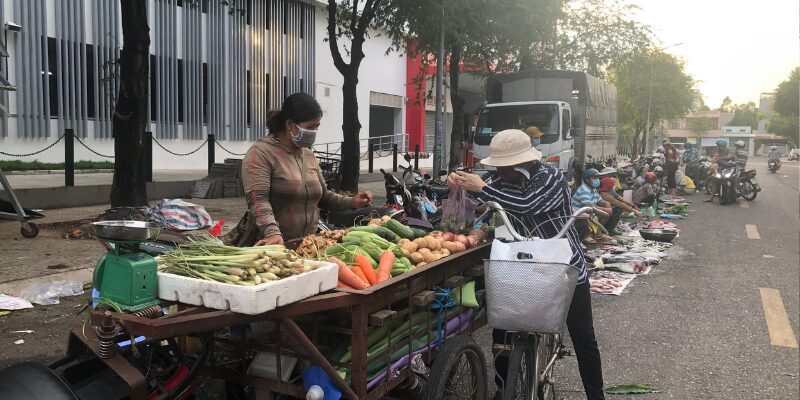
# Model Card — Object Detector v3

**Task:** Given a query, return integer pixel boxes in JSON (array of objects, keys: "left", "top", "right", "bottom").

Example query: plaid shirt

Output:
[{"left": 479, "top": 165, "right": 588, "bottom": 284}]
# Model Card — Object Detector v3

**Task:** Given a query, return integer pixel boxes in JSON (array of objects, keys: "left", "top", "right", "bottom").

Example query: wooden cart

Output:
[{"left": 60, "top": 244, "right": 491, "bottom": 400}]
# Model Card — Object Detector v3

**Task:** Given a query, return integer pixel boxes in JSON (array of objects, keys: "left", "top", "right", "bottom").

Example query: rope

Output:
[
  {"left": 430, "top": 287, "right": 456, "bottom": 349},
  {"left": 215, "top": 140, "right": 247, "bottom": 156},
  {"left": 74, "top": 135, "right": 115, "bottom": 158},
  {"left": 0, "top": 134, "right": 65, "bottom": 157},
  {"left": 153, "top": 137, "right": 208, "bottom": 156}
]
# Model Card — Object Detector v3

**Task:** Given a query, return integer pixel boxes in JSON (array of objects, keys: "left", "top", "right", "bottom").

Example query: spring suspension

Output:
[
  {"left": 133, "top": 305, "right": 163, "bottom": 319},
  {"left": 96, "top": 315, "right": 119, "bottom": 359}
]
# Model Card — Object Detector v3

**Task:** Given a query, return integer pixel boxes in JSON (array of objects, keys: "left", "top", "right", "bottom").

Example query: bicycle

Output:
[{"left": 477, "top": 201, "right": 604, "bottom": 400}]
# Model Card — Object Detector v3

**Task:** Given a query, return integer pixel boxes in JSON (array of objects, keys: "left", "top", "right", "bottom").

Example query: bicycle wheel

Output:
[
  {"left": 536, "top": 334, "right": 559, "bottom": 400},
  {"left": 740, "top": 181, "right": 757, "bottom": 201},
  {"left": 503, "top": 335, "right": 538, "bottom": 400},
  {"left": 426, "top": 335, "right": 488, "bottom": 400}
]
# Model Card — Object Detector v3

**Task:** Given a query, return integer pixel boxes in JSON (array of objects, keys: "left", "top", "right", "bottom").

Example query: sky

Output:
[{"left": 632, "top": 0, "right": 799, "bottom": 108}]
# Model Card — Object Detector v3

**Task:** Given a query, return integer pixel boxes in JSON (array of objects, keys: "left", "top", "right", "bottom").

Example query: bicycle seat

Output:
[{"left": 0, "top": 363, "right": 78, "bottom": 400}]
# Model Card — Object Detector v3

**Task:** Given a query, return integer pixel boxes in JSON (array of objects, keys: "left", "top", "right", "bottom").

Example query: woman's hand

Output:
[
  {"left": 255, "top": 234, "right": 284, "bottom": 246},
  {"left": 351, "top": 191, "right": 373, "bottom": 208},
  {"left": 447, "top": 172, "right": 459, "bottom": 188},
  {"left": 453, "top": 171, "right": 486, "bottom": 192}
]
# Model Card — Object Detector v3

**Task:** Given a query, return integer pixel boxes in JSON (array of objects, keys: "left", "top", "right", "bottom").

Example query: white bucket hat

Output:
[{"left": 480, "top": 129, "right": 543, "bottom": 167}]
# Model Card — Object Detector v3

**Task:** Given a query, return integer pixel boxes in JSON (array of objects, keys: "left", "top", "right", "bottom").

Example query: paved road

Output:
[{"left": 552, "top": 157, "right": 799, "bottom": 399}]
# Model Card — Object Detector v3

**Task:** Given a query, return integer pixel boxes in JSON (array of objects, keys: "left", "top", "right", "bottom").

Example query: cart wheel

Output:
[
  {"left": 20, "top": 222, "right": 39, "bottom": 238},
  {"left": 425, "top": 335, "right": 487, "bottom": 400}
]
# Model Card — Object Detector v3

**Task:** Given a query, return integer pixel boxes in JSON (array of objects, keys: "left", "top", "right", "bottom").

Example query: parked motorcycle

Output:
[
  {"left": 685, "top": 156, "right": 712, "bottom": 194},
  {"left": 768, "top": 159, "right": 780, "bottom": 173},
  {"left": 381, "top": 154, "right": 449, "bottom": 224}
]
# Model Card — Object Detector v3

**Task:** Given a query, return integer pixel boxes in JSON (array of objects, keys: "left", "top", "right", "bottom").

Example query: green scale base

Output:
[{"left": 93, "top": 240, "right": 160, "bottom": 312}]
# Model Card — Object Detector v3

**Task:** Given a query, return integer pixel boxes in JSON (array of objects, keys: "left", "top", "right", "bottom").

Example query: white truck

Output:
[{"left": 472, "top": 70, "right": 618, "bottom": 182}]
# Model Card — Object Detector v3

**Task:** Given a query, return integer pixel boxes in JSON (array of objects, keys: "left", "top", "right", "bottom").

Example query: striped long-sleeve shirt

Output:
[{"left": 478, "top": 165, "right": 588, "bottom": 284}]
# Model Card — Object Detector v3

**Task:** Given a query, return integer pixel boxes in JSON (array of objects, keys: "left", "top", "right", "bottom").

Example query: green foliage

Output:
[
  {"left": 538, "top": 0, "right": 652, "bottom": 78},
  {"left": 728, "top": 101, "right": 758, "bottom": 130},
  {"left": 610, "top": 51, "right": 695, "bottom": 157},
  {"left": 768, "top": 67, "right": 799, "bottom": 145},
  {"left": 0, "top": 160, "right": 115, "bottom": 171},
  {"left": 687, "top": 117, "right": 715, "bottom": 135},
  {"left": 719, "top": 96, "right": 734, "bottom": 113}
]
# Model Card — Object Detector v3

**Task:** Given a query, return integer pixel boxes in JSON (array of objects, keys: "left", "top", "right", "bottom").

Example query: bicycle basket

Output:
[{"left": 483, "top": 260, "right": 579, "bottom": 333}]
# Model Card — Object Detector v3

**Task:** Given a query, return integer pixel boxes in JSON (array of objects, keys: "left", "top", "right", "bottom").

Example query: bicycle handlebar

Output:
[{"left": 478, "top": 201, "right": 606, "bottom": 241}]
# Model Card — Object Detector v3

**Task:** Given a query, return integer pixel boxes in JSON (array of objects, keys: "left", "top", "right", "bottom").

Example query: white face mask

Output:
[{"left": 291, "top": 126, "right": 318, "bottom": 148}]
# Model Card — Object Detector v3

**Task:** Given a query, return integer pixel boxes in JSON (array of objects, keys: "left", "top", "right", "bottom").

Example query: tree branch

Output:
[
  {"left": 327, "top": 0, "right": 348, "bottom": 73},
  {"left": 355, "top": 0, "right": 377, "bottom": 37}
]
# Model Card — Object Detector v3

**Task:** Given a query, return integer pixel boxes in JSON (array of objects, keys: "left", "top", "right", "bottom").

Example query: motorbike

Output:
[
  {"left": 685, "top": 156, "right": 712, "bottom": 193},
  {"left": 768, "top": 159, "right": 780, "bottom": 173},
  {"left": 713, "top": 161, "right": 760, "bottom": 204},
  {"left": 381, "top": 154, "right": 449, "bottom": 224}
]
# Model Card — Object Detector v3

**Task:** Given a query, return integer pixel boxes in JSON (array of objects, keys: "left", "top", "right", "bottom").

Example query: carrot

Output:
[
  {"left": 337, "top": 280, "right": 355, "bottom": 290},
  {"left": 355, "top": 255, "right": 379, "bottom": 285},
  {"left": 351, "top": 266, "right": 371, "bottom": 287},
  {"left": 331, "top": 257, "right": 368, "bottom": 290},
  {"left": 376, "top": 250, "right": 396, "bottom": 283}
]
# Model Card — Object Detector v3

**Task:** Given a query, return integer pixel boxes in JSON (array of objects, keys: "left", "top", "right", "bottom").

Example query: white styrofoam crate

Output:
[{"left": 157, "top": 260, "right": 338, "bottom": 315}]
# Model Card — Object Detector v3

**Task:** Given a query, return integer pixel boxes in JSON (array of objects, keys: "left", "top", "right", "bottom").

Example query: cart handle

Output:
[{"left": 478, "top": 202, "right": 604, "bottom": 241}]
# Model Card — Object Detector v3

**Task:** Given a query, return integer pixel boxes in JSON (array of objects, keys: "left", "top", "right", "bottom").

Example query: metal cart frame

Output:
[{"left": 0, "top": 168, "right": 41, "bottom": 238}]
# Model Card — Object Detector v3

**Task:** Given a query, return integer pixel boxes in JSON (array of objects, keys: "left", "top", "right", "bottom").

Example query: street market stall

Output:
[{"left": 57, "top": 218, "right": 491, "bottom": 400}]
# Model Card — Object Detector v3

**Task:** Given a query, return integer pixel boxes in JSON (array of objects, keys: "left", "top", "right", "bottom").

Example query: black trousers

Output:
[
  {"left": 665, "top": 163, "right": 678, "bottom": 189},
  {"left": 493, "top": 281, "right": 605, "bottom": 399}
]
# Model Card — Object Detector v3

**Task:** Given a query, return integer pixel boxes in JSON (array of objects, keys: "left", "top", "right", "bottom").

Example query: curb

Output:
[{"left": 4, "top": 169, "right": 114, "bottom": 175}]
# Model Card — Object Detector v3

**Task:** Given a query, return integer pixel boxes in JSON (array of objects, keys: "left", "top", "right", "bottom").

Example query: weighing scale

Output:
[{"left": 92, "top": 221, "right": 163, "bottom": 312}]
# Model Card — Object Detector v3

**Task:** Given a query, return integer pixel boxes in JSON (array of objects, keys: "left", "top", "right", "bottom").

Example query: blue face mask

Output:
[
  {"left": 591, "top": 178, "right": 601, "bottom": 188},
  {"left": 533, "top": 138, "right": 541, "bottom": 146}
]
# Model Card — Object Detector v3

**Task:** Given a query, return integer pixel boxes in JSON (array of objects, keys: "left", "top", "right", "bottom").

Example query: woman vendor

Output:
[{"left": 224, "top": 93, "right": 372, "bottom": 246}]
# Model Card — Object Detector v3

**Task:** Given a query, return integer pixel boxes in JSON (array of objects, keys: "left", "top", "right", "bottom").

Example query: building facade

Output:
[{"left": 0, "top": 0, "right": 416, "bottom": 170}]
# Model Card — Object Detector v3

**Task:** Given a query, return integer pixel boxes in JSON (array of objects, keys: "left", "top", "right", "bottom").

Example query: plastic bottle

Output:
[{"left": 306, "top": 385, "right": 324, "bottom": 400}]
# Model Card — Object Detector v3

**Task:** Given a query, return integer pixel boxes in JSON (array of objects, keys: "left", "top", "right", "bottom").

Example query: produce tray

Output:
[{"left": 157, "top": 260, "right": 338, "bottom": 315}]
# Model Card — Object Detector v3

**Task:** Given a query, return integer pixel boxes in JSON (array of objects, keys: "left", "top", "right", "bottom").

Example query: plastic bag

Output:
[
  {"left": 440, "top": 186, "right": 476, "bottom": 233},
  {"left": 18, "top": 279, "right": 84, "bottom": 305}
]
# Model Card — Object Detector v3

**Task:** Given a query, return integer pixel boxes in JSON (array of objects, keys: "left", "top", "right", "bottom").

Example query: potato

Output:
[
  {"left": 424, "top": 236, "right": 440, "bottom": 251},
  {"left": 398, "top": 238, "right": 411, "bottom": 245},
  {"left": 440, "top": 248, "right": 450, "bottom": 257},
  {"left": 422, "top": 251, "right": 437, "bottom": 263},
  {"left": 418, "top": 247, "right": 432, "bottom": 255},
  {"left": 416, "top": 261, "right": 428, "bottom": 268},
  {"left": 429, "top": 230, "right": 443, "bottom": 238},
  {"left": 442, "top": 232, "right": 455, "bottom": 241},
  {"left": 381, "top": 215, "right": 392, "bottom": 223},
  {"left": 402, "top": 241, "right": 418, "bottom": 253},
  {"left": 402, "top": 248, "right": 411, "bottom": 258},
  {"left": 413, "top": 237, "right": 428, "bottom": 249},
  {"left": 441, "top": 241, "right": 458, "bottom": 252},
  {"left": 453, "top": 241, "right": 467, "bottom": 253},
  {"left": 409, "top": 252, "right": 424, "bottom": 264}
]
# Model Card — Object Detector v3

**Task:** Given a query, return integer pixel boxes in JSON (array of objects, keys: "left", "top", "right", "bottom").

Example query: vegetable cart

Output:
[{"left": 59, "top": 243, "right": 491, "bottom": 400}]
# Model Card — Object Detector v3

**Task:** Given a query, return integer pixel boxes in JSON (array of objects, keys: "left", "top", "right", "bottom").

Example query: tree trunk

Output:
[
  {"left": 631, "top": 129, "right": 643, "bottom": 159},
  {"left": 447, "top": 44, "right": 465, "bottom": 170},
  {"left": 339, "top": 69, "right": 361, "bottom": 193},
  {"left": 110, "top": 0, "right": 149, "bottom": 207}
]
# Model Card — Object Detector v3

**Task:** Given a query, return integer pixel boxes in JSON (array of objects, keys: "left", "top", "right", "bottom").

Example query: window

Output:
[
  {"left": 177, "top": 59, "right": 184, "bottom": 123},
  {"left": 561, "top": 108, "right": 571, "bottom": 139},
  {"left": 202, "top": 62, "right": 208, "bottom": 124},
  {"left": 246, "top": 0, "right": 252, "bottom": 25},
  {"left": 85, "top": 44, "right": 95, "bottom": 118},
  {"left": 45, "top": 37, "right": 58, "bottom": 117},
  {"left": 475, "top": 104, "right": 560, "bottom": 145},
  {"left": 201, "top": 0, "right": 208, "bottom": 13},
  {"left": 150, "top": 54, "right": 157, "bottom": 121},
  {"left": 671, "top": 120, "right": 680, "bottom": 129},
  {"left": 246, "top": 70, "right": 251, "bottom": 125}
]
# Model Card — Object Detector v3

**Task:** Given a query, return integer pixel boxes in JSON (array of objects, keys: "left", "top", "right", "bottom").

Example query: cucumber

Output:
[
  {"left": 349, "top": 226, "right": 398, "bottom": 242},
  {"left": 383, "top": 218, "right": 415, "bottom": 240},
  {"left": 410, "top": 227, "right": 428, "bottom": 239},
  {"left": 361, "top": 242, "right": 384, "bottom": 263}
]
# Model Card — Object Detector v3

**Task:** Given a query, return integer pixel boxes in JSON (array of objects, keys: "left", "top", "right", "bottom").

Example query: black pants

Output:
[
  {"left": 493, "top": 281, "right": 605, "bottom": 399},
  {"left": 603, "top": 207, "right": 624, "bottom": 232},
  {"left": 665, "top": 163, "right": 678, "bottom": 189}
]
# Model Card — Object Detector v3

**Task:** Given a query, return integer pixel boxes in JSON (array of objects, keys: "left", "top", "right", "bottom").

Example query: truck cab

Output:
[{"left": 473, "top": 101, "right": 573, "bottom": 172}]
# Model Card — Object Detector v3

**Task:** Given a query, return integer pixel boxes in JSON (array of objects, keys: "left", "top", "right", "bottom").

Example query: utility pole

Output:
[{"left": 433, "top": 7, "right": 445, "bottom": 174}]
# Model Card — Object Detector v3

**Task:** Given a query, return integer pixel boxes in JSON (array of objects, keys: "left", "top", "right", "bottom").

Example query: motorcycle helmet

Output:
[
  {"left": 583, "top": 167, "right": 599, "bottom": 179},
  {"left": 715, "top": 139, "right": 728, "bottom": 147},
  {"left": 735, "top": 141, "right": 745, "bottom": 148},
  {"left": 770, "top": 145, "right": 777, "bottom": 150},
  {"left": 644, "top": 172, "right": 657, "bottom": 183},
  {"left": 654, "top": 166, "right": 664, "bottom": 173}
]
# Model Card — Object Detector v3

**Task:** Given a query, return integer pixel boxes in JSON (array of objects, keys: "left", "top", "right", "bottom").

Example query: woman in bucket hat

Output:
[{"left": 449, "top": 129, "right": 606, "bottom": 400}]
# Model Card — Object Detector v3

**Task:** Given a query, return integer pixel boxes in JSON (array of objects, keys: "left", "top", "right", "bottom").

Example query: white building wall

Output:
[{"left": 312, "top": 8, "right": 406, "bottom": 147}]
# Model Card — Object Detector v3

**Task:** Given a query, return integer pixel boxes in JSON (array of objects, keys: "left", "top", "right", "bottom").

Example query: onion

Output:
[
  {"left": 466, "top": 235, "right": 479, "bottom": 248},
  {"left": 455, "top": 234, "right": 470, "bottom": 248},
  {"left": 442, "top": 232, "right": 455, "bottom": 241}
]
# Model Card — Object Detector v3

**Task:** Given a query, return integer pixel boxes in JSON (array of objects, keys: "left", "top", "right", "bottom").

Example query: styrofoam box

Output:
[{"left": 157, "top": 260, "right": 338, "bottom": 315}]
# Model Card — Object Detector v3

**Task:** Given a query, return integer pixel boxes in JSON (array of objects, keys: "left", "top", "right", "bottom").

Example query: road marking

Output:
[
  {"left": 740, "top": 201, "right": 749, "bottom": 208},
  {"left": 759, "top": 288, "right": 799, "bottom": 348},
  {"left": 745, "top": 224, "right": 760, "bottom": 239}
]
